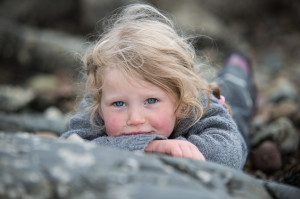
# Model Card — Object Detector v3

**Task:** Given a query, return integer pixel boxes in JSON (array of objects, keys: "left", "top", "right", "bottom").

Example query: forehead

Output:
[{"left": 102, "top": 68, "right": 155, "bottom": 90}]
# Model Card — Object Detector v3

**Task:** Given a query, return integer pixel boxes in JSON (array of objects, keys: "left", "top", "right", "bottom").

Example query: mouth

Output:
[{"left": 124, "top": 131, "right": 153, "bottom": 136}]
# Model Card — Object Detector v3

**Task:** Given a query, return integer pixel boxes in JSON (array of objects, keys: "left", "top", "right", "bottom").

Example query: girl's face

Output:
[{"left": 100, "top": 69, "right": 177, "bottom": 137}]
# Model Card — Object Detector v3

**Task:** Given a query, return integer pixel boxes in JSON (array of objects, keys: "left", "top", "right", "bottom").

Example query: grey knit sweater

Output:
[{"left": 61, "top": 95, "right": 247, "bottom": 169}]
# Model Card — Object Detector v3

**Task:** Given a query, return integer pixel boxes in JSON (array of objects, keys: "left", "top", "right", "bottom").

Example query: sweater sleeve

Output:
[
  {"left": 176, "top": 98, "right": 248, "bottom": 169},
  {"left": 92, "top": 134, "right": 165, "bottom": 151}
]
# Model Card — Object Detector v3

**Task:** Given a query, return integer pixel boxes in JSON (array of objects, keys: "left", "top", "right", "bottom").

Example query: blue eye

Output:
[
  {"left": 113, "top": 101, "right": 125, "bottom": 107},
  {"left": 146, "top": 98, "right": 158, "bottom": 104}
]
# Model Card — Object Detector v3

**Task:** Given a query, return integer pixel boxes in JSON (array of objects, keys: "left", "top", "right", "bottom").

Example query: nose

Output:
[{"left": 126, "top": 107, "right": 145, "bottom": 126}]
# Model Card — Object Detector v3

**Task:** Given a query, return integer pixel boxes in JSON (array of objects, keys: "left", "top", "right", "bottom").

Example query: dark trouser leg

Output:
[{"left": 216, "top": 65, "right": 255, "bottom": 147}]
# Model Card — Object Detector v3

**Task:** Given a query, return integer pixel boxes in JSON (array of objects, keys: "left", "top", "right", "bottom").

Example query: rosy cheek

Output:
[
  {"left": 152, "top": 115, "right": 175, "bottom": 136},
  {"left": 103, "top": 114, "right": 122, "bottom": 136}
]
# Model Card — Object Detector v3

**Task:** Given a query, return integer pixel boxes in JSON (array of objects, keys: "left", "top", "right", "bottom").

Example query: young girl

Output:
[{"left": 61, "top": 4, "right": 254, "bottom": 169}]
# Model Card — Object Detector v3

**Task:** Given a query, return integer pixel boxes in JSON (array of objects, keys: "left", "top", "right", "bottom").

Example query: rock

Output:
[
  {"left": 251, "top": 140, "right": 282, "bottom": 173},
  {"left": 252, "top": 100, "right": 298, "bottom": 129},
  {"left": 27, "top": 74, "right": 59, "bottom": 92},
  {"left": 270, "top": 100, "right": 298, "bottom": 120},
  {"left": 266, "top": 76, "right": 298, "bottom": 103},
  {"left": 188, "top": 0, "right": 273, "bottom": 20},
  {"left": 252, "top": 104, "right": 273, "bottom": 130},
  {"left": 0, "top": 0, "right": 77, "bottom": 28},
  {"left": 280, "top": 164, "right": 300, "bottom": 188},
  {"left": 154, "top": 0, "right": 250, "bottom": 53},
  {"left": 0, "top": 85, "right": 35, "bottom": 112},
  {"left": 0, "top": 19, "right": 85, "bottom": 72},
  {"left": 260, "top": 49, "right": 285, "bottom": 76},
  {"left": 44, "top": 107, "right": 65, "bottom": 120},
  {"left": 251, "top": 117, "right": 299, "bottom": 154},
  {"left": 26, "top": 73, "right": 77, "bottom": 111},
  {"left": 0, "top": 132, "right": 299, "bottom": 199},
  {"left": 79, "top": 0, "right": 124, "bottom": 31},
  {"left": 0, "top": 112, "right": 67, "bottom": 135},
  {"left": 35, "top": 131, "right": 58, "bottom": 139},
  {"left": 264, "top": 181, "right": 300, "bottom": 199},
  {"left": 291, "top": 107, "right": 300, "bottom": 128},
  {"left": 65, "top": 133, "right": 85, "bottom": 143}
]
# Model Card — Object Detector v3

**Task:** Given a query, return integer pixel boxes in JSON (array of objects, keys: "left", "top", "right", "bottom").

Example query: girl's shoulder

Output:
[{"left": 171, "top": 95, "right": 233, "bottom": 138}]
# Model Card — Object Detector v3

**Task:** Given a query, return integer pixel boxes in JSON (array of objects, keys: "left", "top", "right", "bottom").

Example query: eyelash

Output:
[{"left": 112, "top": 98, "right": 159, "bottom": 107}]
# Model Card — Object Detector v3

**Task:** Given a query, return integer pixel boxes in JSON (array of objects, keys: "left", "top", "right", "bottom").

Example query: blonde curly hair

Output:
[{"left": 83, "top": 4, "right": 211, "bottom": 128}]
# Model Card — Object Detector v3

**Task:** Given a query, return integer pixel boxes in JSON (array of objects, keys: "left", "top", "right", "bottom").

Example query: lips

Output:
[{"left": 124, "top": 131, "right": 153, "bottom": 136}]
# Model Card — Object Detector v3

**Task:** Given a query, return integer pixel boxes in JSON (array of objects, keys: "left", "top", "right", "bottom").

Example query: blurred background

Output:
[{"left": 0, "top": 0, "right": 299, "bottom": 188}]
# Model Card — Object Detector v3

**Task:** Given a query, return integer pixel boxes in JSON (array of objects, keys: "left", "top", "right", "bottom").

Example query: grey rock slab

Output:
[
  {"left": 0, "top": 132, "right": 299, "bottom": 199},
  {"left": 0, "top": 19, "right": 85, "bottom": 72},
  {"left": 0, "top": 86, "right": 35, "bottom": 112},
  {"left": 0, "top": 0, "right": 77, "bottom": 25},
  {"left": 0, "top": 112, "right": 67, "bottom": 134}
]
